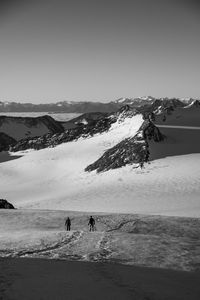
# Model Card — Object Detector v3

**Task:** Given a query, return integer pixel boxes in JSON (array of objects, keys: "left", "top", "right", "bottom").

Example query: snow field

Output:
[{"left": 0, "top": 114, "right": 200, "bottom": 217}]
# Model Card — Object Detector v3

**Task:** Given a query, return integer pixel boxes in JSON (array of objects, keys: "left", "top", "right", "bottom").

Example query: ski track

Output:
[
  {"left": 106, "top": 220, "right": 136, "bottom": 232},
  {"left": 88, "top": 232, "right": 112, "bottom": 262},
  {"left": 1, "top": 231, "right": 83, "bottom": 259},
  {"left": 0, "top": 229, "right": 114, "bottom": 263}
]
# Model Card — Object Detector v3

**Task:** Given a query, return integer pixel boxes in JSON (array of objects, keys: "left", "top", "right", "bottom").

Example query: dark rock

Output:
[
  {"left": 137, "top": 98, "right": 186, "bottom": 118},
  {"left": 10, "top": 114, "right": 117, "bottom": 152},
  {"left": 0, "top": 199, "right": 15, "bottom": 209},
  {"left": 37, "top": 115, "right": 64, "bottom": 133},
  {"left": 10, "top": 106, "right": 138, "bottom": 152},
  {"left": 85, "top": 121, "right": 164, "bottom": 173},
  {"left": 0, "top": 132, "right": 17, "bottom": 152},
  {"left": 62, "top": 112, "right": 109, "bottom": 130},
  {"left": 141, "top": 120, "right": 164, "bottom": 142}
]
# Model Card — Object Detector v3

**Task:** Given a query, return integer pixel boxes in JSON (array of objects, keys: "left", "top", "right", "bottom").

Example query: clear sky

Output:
[{"left": 0, "top": 0, "right": 200, "bottom": 103}]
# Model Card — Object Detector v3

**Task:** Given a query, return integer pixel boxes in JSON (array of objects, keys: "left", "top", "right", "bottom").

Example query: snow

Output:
[
  {"left": 0, "top": 210, "right": 199, "bottom": 271},
  {"left": 0, "top": 113, "right": 200, "bottom": 217},
  {"left": 154, "top": 105, "right": 162, "bottom": 115},
  {"left": 184, "top": 100, "right": 200, "bottom": 109},
  {"left": 75, "top": 118, "right": 88, "bottom": 125}
]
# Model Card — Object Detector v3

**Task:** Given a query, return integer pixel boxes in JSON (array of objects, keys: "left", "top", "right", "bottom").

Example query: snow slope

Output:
[
  {"left": 0, "top": 113, "right": 200, "bottom": 217},
  {"left": 0, "top": 210, "right": 199, "bottom": 271}
]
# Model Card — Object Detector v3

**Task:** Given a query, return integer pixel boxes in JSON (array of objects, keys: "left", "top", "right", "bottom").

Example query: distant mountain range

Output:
[
  {"left": 1, "top": 98, "right": 200, "bottom": 162},
  {"left": 0, "top": 97, "right": 198, "bottom": 113}
]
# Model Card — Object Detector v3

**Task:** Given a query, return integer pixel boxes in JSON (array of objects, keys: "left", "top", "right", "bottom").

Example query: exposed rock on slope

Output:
[
  {"left": 185, "top": 99, "right": 200, "bottom": 108},
  {"left": 10, "top": 106, "right": 139, "bottom": 152},
  {"left": 0, "top": 115, "right": 64, "bottom": 141},
  {"left": 61, "top": 112, "right": 109, "bottom": 130},
  {"left": 85, "top": 121, "right": 164, "bottom": 173},
  {"left": 10, "top": 107, "right": 164, "bottom": 173},
  {"left": 154, "top": 99, "right": 200, "bottom": 126},
  {"left": 137, "top": 98, "right": 186, "bottom": 117},
  {"left": 0, "top": 199, "right": 15, "bottom": 209},
  {"left": 10, "top": 114, "right": 117, "bottom": 152},
  {"left": 142, "top": 120, "right": 164, "bottom": 142},
  {"left": 0, "top": 132, "right": 16, "bottom": 152}
]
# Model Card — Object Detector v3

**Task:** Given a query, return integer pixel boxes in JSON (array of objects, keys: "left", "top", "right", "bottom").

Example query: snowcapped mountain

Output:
[
  {"left": 0, "top": 100, "right": 200, "bottom": 216},
  {"left": 184, "top": 99, "right": 200, "bottom": 109},
  {"left": 153, "top": 99, "right": 200, "bottom": 127},
  {"left": 1, "top": 97, "right": 198, "bottom": 113},
  {"left": 0, "top": 109, "right": 199, "bottom": 216},
  {"left": 10, "top": 107, "right": 139, "bottom": 152},
  {"left": 0, "top": 100, "right": 121, "bottom": 113},
  {"left": 114, "top": 96, "right": 155, "bottom": 105}
]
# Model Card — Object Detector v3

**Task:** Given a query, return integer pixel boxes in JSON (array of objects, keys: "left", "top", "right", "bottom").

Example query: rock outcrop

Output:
[
  {"left": 85, "top": 121, "right": 164, "bottom": 173},
  {"left": 61, "top": 112, "right": 109, "bottom": 130},
  {"left": 10, "top": 114, "right": 118, "bottom": 152},
  {"left": 137, "top": 98, "right": 186, "bottom": 118},
  {"left": 10, "top": 106, "right": 139, "bottom": 152},
  {"left": 0, "top": 199, "right": 15, "bottom": 209},
  {"left": 185, "top": 99, "right": 200, "bottom": 108},
  {"left": 0, "top": 132, "right": 16, "bottom": 152}
]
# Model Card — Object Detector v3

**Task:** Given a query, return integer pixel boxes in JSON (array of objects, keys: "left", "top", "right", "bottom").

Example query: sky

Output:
[{"left": 0, "top": 0, "right": 200, "bottom": 103}]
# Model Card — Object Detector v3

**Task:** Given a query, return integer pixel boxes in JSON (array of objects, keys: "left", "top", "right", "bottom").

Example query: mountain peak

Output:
[{"left": 185, "top": 99, "right": 200, "bottom": 108}]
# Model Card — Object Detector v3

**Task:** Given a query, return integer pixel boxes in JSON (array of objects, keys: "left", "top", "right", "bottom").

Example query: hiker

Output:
[
  {"left": 139, "top": 161, "right": 144, "bottom": 169},
  {"left": 88, "top": 216, "right": 95, "bottom": 231},
  {"left": 144, "top": 149, "right": 150, "bottom": 163},
  {"left": 65, "top": 217, "right": 71, "bottom": 231}
]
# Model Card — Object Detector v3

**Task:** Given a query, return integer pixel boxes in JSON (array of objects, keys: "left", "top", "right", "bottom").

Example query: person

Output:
[
  {"left": 139, "top": 161, "right": 144, "bottom": 169},
  {"left": 65, "top": 217, "right": 71, "bottom": 231},
  {"left": 144, "top": 149, "right": 150, "bottom": 163},
  {"left": 88, "top": 216, "right": 95, "bottom": 231}
]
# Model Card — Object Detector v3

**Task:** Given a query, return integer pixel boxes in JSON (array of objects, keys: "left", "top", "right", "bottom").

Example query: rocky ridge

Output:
[
  {"left": 136, "top": 98, "right": 186, "bottom": 118},
  {"left": 0, "top": 132, "right": 16, "bottom": 152},
  {"left": 10, "top": 105, "right": 164, "bottom": 173},
  {"left": 85, "top": 120, "right": 164, "bottom": 173},
  {"left": 0, "top": 199, "right": 15, "bottom": 209},
  {"left": 0, "top": 97, "right": 197, "bottom": 113},
  {"left": 10, "top": 113, "right": 118, "bottom": 152},
  {"left": 185, "top": 99, "right": 200, "bottom": 108},
  {"left": 9, "top": 106, "right": 139, "bottom": 153}
]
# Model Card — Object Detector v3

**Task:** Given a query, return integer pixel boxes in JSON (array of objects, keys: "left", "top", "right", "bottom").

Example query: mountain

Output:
[
  {"left": 0, "top": 100, "right": 122, "bottom": 113},
  {"left": 154, "top": 99, "right": 200, "bottom": 127},
  {"left": 184, "top": 99, "right": 200, "bottom": 109},
  {"left": 0, "top": 199, "right": 15, "bottom": 209},
  {"left": 0, "top": 103, "right": 200, "bottom": 217},
  {"left": 85, "top": 120, "right": 164, "bottom": 173},
  {"left": 113, "top": 96, "right": 155, "bottom": 106},
  {"left": 61, "top": 112, "right": 109, "bottom": 130},
  {"left": 2, "top": 97, "right": 200, "bottom": 154},
  {"left": 1, "top": 97, "right": 197, "bottom": 113},
  {"left": 10, "top": 108, "right": 132, "bottom": 152},
  {"left": 9, "top": 105, "right": 164, "bottom": 173},
  {"left": 8, "top": 98, "right": 200, "bottom": 162},
  {"left": 136, "top": 98, "right": 186, "bottom": 117},
  {"left": 0, "top": 115, "right": 64, "bottom": 142}
]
